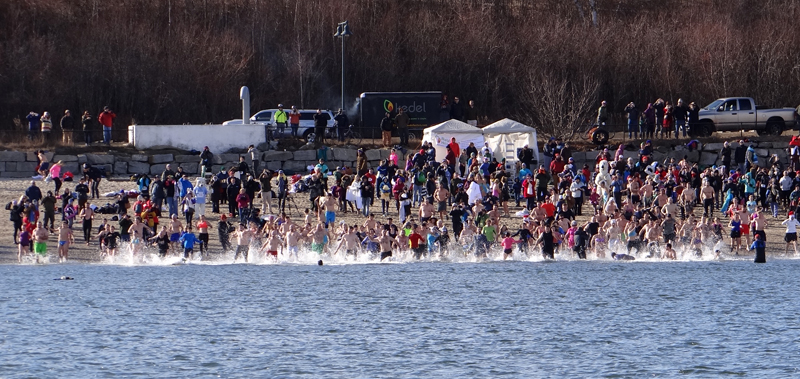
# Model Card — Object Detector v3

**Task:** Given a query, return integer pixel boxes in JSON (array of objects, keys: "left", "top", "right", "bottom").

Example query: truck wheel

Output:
[
  {"left": 766, "top": 120, "right": 783, "bottom": 136},
  {"left": 591, "top": 129, "right": 609, "bottom": 145},
  {"left": 699, "top": 121, "right": 714, "bottom": 137},
  {"left": 303, "top": 130, "right": 314, "bottom": 143}
]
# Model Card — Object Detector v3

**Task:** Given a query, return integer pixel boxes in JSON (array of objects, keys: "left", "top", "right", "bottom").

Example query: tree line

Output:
[{"left": 1, "top": 0, "right": 799, "bottom": 140}]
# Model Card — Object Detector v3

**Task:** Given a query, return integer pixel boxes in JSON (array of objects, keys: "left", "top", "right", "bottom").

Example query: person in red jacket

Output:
[
  {"left": 549, "top": 154, "right": 566, "bottom": 187},
  {"left": 522, "top": 174, "right": 537, "bottom": 211},
  {"left": 98, "top": 106, "right": 116, "bottom": 145}
]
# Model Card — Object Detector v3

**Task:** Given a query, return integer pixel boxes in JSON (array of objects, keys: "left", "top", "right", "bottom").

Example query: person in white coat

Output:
[{"left": 194, "top": 178, "right": 208, "bottom": 218}]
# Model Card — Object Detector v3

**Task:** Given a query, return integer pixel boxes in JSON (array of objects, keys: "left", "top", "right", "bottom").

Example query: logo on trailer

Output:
[{"left": 384, "top": 100, "right": 394, "bottom": 113}]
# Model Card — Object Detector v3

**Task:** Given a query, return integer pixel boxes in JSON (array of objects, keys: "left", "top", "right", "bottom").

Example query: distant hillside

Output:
[{"left": 1, "top": 0, "right": 798, "bottom": 139}]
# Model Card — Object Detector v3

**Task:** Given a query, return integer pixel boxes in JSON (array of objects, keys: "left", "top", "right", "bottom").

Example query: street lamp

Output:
[{"left": 333, "top": 21, "right": 352, "bottom": 112}]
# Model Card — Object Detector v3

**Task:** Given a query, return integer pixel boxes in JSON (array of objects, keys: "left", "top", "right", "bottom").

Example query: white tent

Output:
[
  {"left": 482, "top": 118, "right": 540, "bottom": 167},
  {"left": 422, "top": 119, "right": 485, "bottom": 162}
]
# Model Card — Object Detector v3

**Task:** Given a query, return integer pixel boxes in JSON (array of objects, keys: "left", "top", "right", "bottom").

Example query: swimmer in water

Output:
[
  {"left": 663, "top": 243, "right": 676, "bottom": 260},
  {"left": 611, "top": 252, "right": 635, "bottom": 261}
]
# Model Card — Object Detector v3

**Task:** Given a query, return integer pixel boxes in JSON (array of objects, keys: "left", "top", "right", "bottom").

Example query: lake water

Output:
[{"left": 2, "top": 259, "right": 799, "bottom": 378}]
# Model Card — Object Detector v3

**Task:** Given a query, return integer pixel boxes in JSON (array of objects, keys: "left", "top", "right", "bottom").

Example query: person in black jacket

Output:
[
  {"left": 218, "top": 214, "right": 233, "bottom": 252},
  {"left": 150, "top": 177, "right": 165, "bottom": 213},
  {"left": 313, "top": 109, "right": 327, "bottom": 148},
  {"left": 9, "top": 200, "right": 24, "bottom": 244},
  {"left": 334, "top": 109, "right": 349, "bottom": 142},
  {"left": 199, "top": 147, "right": 213, "bottom": 177},
  {"left": 360, "top": 175, "right": 374, "bottom": 216},
  {"left": 449, "top": 97, "right": 464, "bottom": 121},
  {"left": 83, "top": 164, "right": 103, "bottom": 199},
  {"left": 517, "top": 145, "right": 534, "bottom": 168},
  {"left": 734, "top": 140, "right": 747, "bottom": 173},
  {"left": 60, "top": 110, "right": 74, "bottom": 145},
  {"left": 226, "top": 177, "right": 241, "bottom": 216},
  {"left": 75, "top": 178, "right": 90, "bottom": 209},
  {"left": 81, "top": 110, "right": 94, "bottom": 146},
  {"left": 380, "top": 112, "right": 393, "bottom": 147},
  {"left": 718, "top": 141, "right": 732, "bottom": 169}
]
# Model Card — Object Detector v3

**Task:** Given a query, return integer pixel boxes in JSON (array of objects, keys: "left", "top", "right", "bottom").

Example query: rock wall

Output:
[
  {"left": 0, "top": 141, "right": 789, "bottom": 179},
  {"left": 0, "top": 148, "right": 395, "bottom": 178}
]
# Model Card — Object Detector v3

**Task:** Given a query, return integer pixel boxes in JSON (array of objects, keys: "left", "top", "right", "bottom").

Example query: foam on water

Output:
[{"left": 75, "top": 238, "right": 800, "bottom": 267}]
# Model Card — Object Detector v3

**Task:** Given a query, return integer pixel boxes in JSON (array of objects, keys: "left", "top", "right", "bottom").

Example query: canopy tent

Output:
[
  {"left": 421, "top": 119, "right": 485, "bottom": 162},
  {"left": 482, "top": 118, "right": 540, "bottom": 167}
]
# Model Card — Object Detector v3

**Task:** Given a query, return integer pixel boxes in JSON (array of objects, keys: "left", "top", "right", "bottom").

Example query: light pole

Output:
[{"left": 333, "top": 21, "right": 352, "bottom": 112}]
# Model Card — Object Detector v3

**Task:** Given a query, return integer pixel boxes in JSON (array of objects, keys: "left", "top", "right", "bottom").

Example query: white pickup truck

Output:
[{"left": 696, "top": 97, "right": 797, "bottom": 136}]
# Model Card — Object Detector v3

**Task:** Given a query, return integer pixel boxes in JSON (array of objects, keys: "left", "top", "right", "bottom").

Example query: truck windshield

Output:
[{"left": 704, "top": 99, "right": 725, "bottom": 111}]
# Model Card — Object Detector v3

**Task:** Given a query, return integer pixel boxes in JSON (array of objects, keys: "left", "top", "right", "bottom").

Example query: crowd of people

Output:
[
  {"left": 600, "top": 98, "right": 702, "bottom": 140},
  {"left": 7, "top": 134, "right": 800, "bottom": 264},
  {"left": 25, "top": 106, "right": 117, "bottom": 146}
]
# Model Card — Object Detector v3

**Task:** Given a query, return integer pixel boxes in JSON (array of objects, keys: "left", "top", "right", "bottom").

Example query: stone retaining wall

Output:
[
  {"left": 0, "top": 148, "right": 395, "bottom": 178},
  {"left": 0, "top": 141, "right": 790, "bottom": 179}
]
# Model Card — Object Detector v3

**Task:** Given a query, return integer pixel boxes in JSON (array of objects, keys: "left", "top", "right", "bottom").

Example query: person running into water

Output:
[
  {"left": 32, "top": 221, "right": 49, "bottom": 263},
  {"left": 57, "top": 220, "right": 74, "bottom": 262},
  {"left": 333, "top": 225, "right": 361, "bottom": 260},
  {"left": 782, "top": 213, "right": 800, "bottom": 255},
  {"left": 103, "top": 225, "right": 120, "bottom": 257},
  {"left": 284, "top": 225, "right": 301, "bottom": 261},
  {"left": 500, "top": 232, "right": 520, "bottom": 260},
  {"left": 261, "top": 230, "right": 283, "bottom": 262},
  {"left": 150, "top": 226, "right": 171, "bottom": 258},
  {"left": 196, "top": 215, "right": 210, "bottom": 257},
  {"left": 536, "top": 225, "right": 556, "bottom": 260},
  {"left": 377, "top": 229, "right": 397, "bottom": 261},
  {"left": 179, "top": 225, "right": 199, "bottom": 261},
  {"left": 751, "top": 234, "right": 766, "bottom": 263},
  {"left": 233, "top": 224, "right": 253, "bottom": 262},
  {"left": 307, "top": 223, "right": 328, "bottom": 256},
  {"left": 168, "top": 214, "right": 183, "bottom": 256},
  {"left": 729, "top": 213, "right": 743, "bottom": 254},
  {"left": 18, "top": 227, "right": 31, "bottom": 263}
]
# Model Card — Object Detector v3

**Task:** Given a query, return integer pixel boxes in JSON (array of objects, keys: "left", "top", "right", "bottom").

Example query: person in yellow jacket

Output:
[{"left": 274, "top": 104, "right": 288, "bottom": 138}]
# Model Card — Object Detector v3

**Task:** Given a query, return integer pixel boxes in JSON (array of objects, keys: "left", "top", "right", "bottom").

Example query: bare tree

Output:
[{"left": 517, "top": 73, "right": 600, "bottom": 141}]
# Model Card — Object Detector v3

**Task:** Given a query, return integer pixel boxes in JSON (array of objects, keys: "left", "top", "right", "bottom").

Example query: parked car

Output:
[
  {"left": 222, "top": 109, "right": 335, "bottom": 142},
  {"left": 695, "top": 97, "right": 797, "bottom": 136}
]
